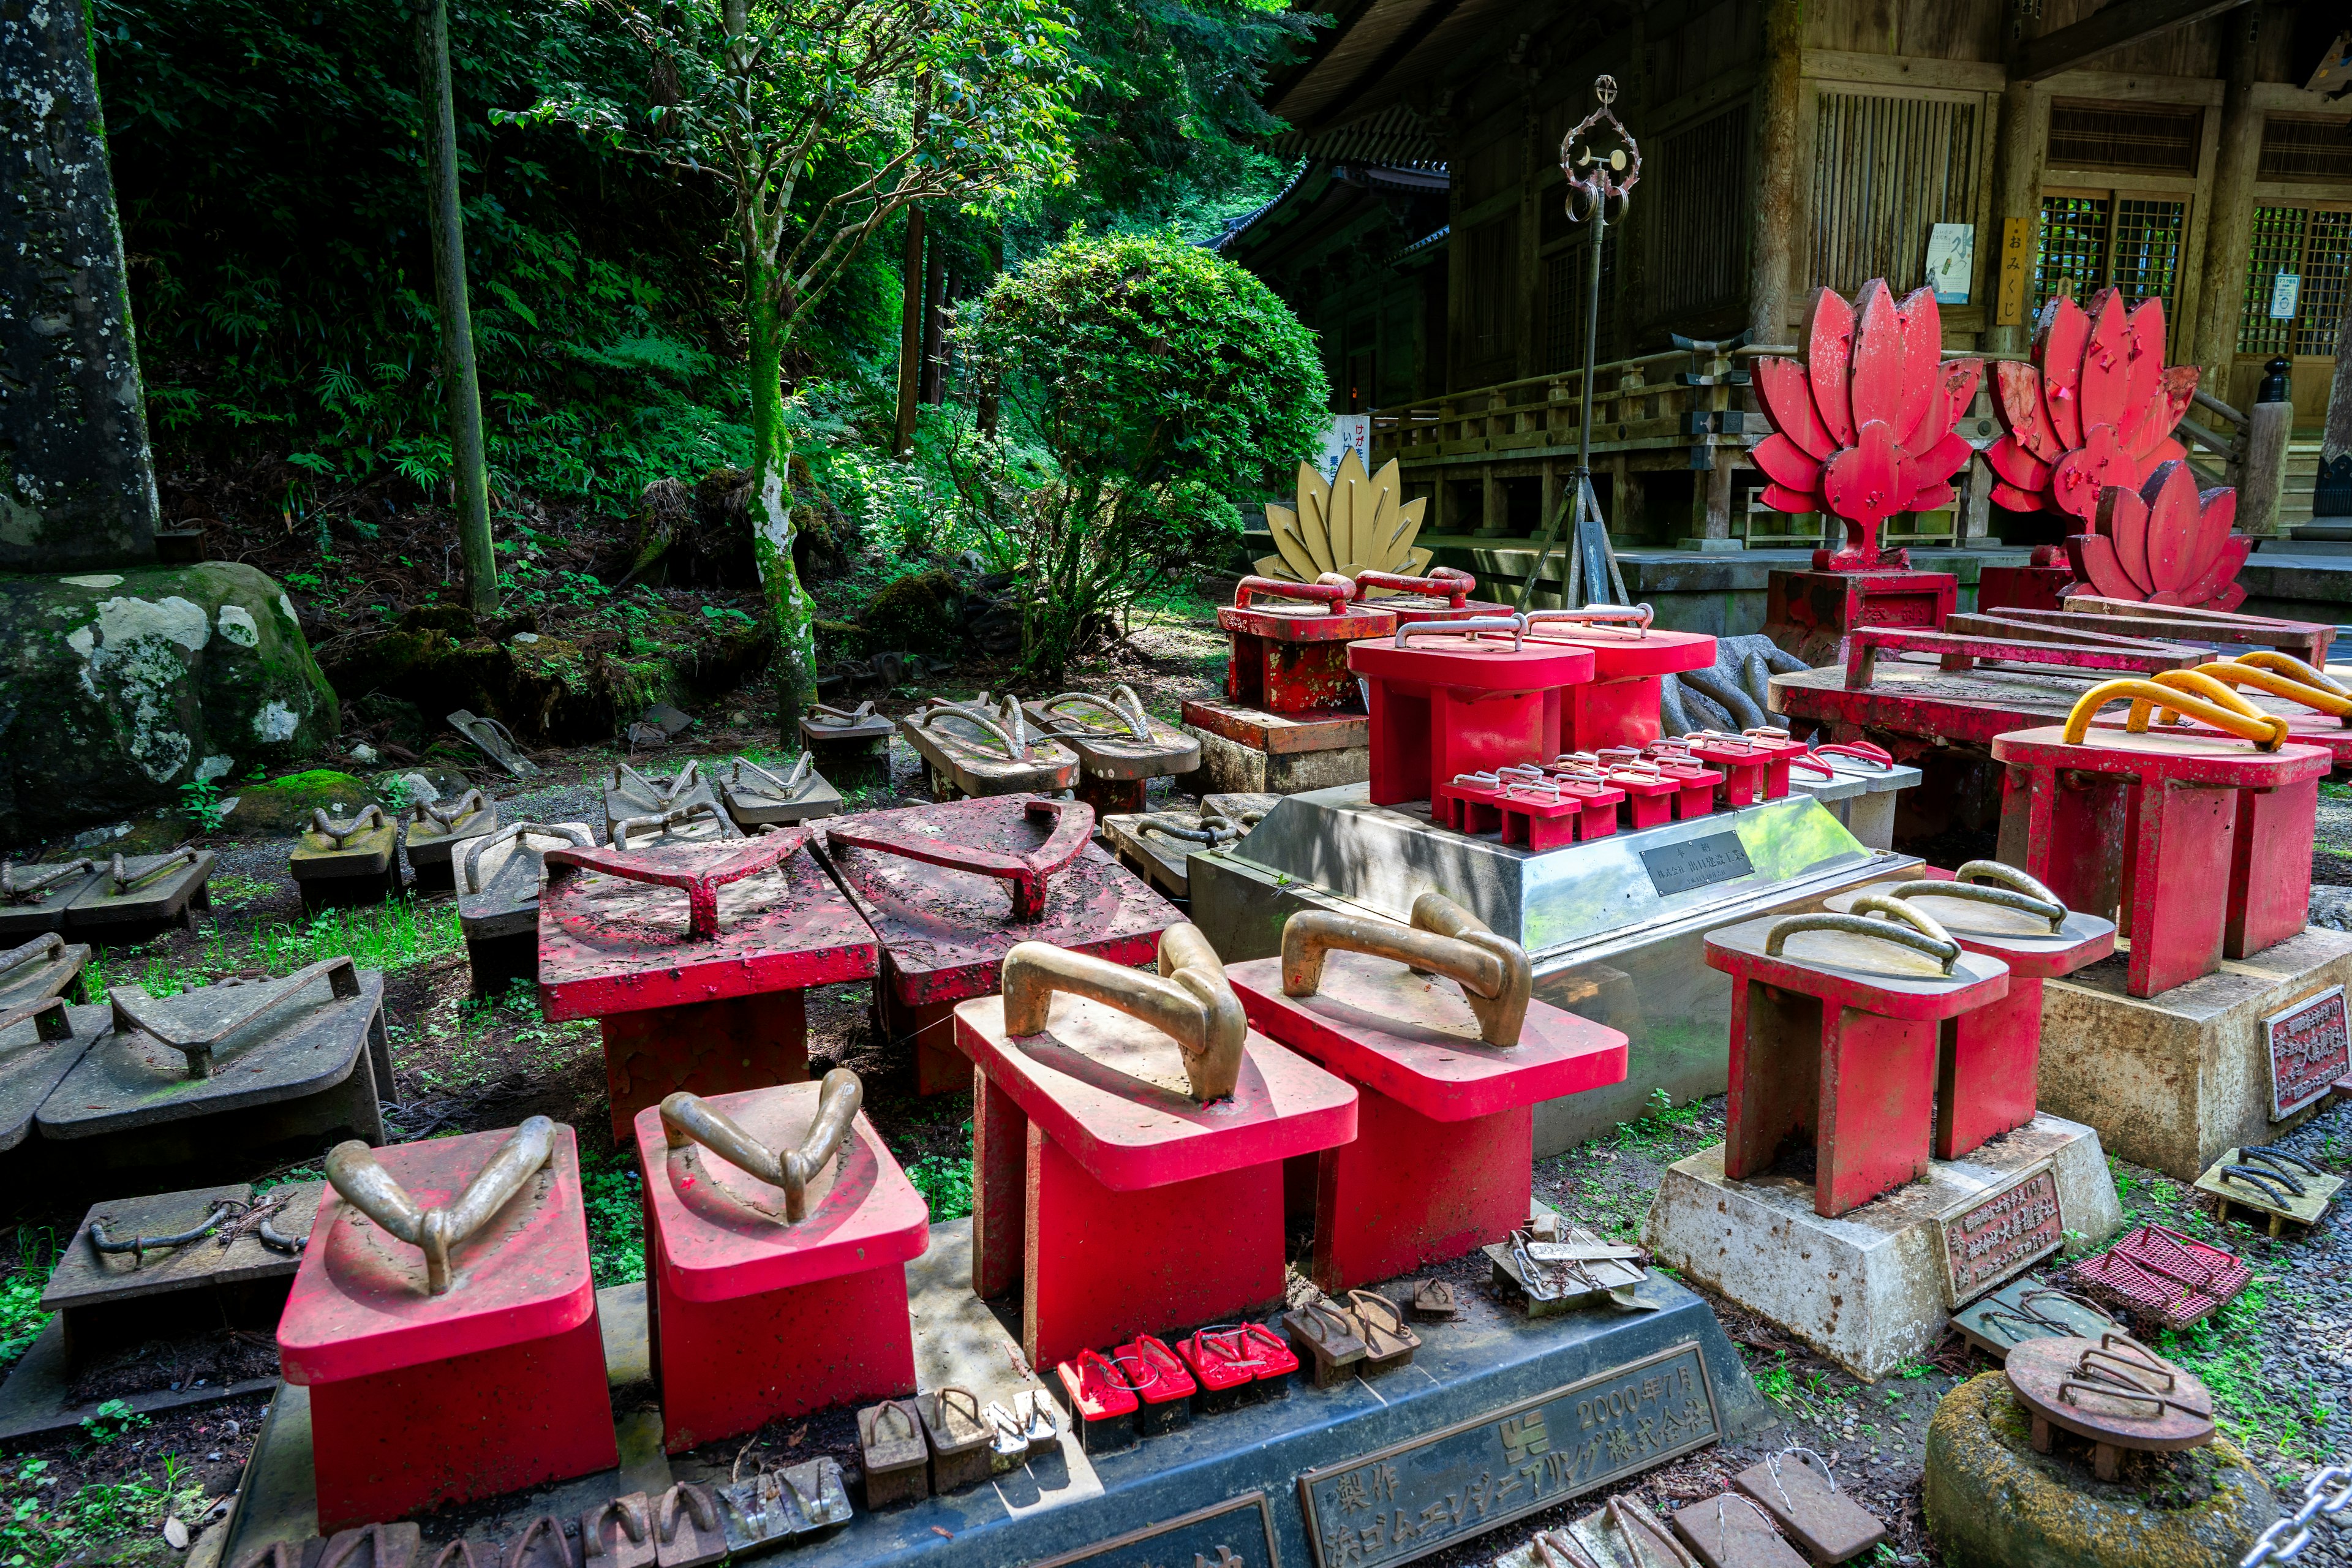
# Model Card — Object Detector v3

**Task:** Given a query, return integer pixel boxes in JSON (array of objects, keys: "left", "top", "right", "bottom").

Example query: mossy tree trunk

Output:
[
  {"left": 0, "top": 0, "right": 160, "bottom": 570},
  {"left": 745, "top": 261, "right": 818, "bottom": 730},
  {"left": 417, "top": 0, "right": 499, "bottom": 616}
]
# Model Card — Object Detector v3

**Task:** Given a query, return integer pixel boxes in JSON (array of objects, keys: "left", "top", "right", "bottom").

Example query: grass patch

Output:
[
  {"left": 583, "top": 1152, "right": 646, "bottom": 1289},
  {"left": 0, "top": 1228, "right": 58, "bottom": 1376},
  {"left": 907, "top": 1151, "right": 974, "bottom": 1224},
  {"left": 2157, "top": 1275, "right": 2332, "bottom": 1463},
  {"left": 1609, "top": 1088, "right": 1719, "bottom": 1154},
  {"left": 1, "top": 1453, "right": 206, "bottom": 1568},
  {"left": 86, "top": 900, "right": 462, "bottom": 1003}
]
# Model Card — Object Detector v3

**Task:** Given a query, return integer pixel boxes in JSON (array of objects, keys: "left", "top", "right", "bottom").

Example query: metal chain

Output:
[{"left": 2242, "top": 1466, "right": 2352, "bottom": 1566}]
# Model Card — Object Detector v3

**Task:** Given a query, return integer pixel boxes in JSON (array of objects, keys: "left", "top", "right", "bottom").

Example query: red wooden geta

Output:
[
  {"left": 1523, "top": 609, "right": 1718, "bottom": 755},
  {"left": 1348, "top": 620, "right": 1594, "bottom": 811},
  {"left": 537, "top": 834, "right": 878, "bottom": 1142},
  {"left": 1219, "top": 576, "right": 1395, "bottom": 715},
  {"left": 635, "top": 1078, "right": 929, "bottom": 1452},
  {"left": 1706, "top": 908, "right": 2009, "bottom": 1217},
  {"left": 276, "top": 1123, "right": 617, "bottom": 1531}
]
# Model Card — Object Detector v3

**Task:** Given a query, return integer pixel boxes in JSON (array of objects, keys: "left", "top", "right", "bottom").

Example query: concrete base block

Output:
[
  {"left": 1182, "top": 725, "right": 1369, "bottom": 796},
  {"left": 1644, "top": 1114, "right": 2120, "bottom": 1381},
  {"left": 2038, "top": 925, "right": 2352, "bottom": 1181}
]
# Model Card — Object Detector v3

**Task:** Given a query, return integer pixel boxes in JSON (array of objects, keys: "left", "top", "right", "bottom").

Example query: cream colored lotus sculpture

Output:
[{"left": 1255, "top": 451, "right": 1431, "bottom": 590}]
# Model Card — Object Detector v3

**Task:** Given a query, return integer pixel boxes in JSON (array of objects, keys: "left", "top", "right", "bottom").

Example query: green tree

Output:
[
  {"left": 959, "top": 230, "right": 1326, "bottom": 674},
  {"left": 508, "top": 0, "right": 1084, "bottom": 726}
]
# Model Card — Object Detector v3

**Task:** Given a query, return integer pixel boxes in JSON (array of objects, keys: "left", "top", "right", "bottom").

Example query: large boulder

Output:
[{"left": 0, "top": 564, "right": 339, "bottom": 844}]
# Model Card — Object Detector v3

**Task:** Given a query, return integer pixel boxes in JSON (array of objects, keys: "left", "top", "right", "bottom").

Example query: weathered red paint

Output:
[
  {"left": 276, "top": 1122, "right": 617, "bottom": 1529},
  {"left": 818, "top": 796, "right": 1179, "bottom": 1012},
  {"left": 952, "top": 989, "right": 1355, "bottom": 1368},
  {"left": 1706, "top": 914, "right": 2010, "bottom": 1218},
  {"left": 1348, "top": 630, "right": 1594, "bottom": 809},
  {"left": 1989, "top": 726, "right": 2331, "bottom": 997},
  {"left": 633, "top": 1084, "right": 929, "bottom": 1452},
  {"left": 1225, "top": 951, "right": 1626, "bottom": 1291},
  {"left": 1218, "top": 579, "right": 1395, "bottom": 715},
  {"left": 1763, "top": 568, "right": 1959, "bottom": 667},
  {"left": 1988, "top": 289, "right": 2197, "bottom": 522}
]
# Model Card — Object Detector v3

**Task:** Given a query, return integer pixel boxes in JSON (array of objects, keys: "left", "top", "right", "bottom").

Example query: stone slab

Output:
[
  {"left": 225, "top": 1219, "right": 1767, "bottom": 1568},
  {"left": 1184, "top": 726, "right": 1371, "bottom": 796},
  {"left": 2038, "top": 925, "right": 2352, "bottom": 1180},
  {"left": 1643, "top": 1114, "right": 2121, "bottom": 1382}
]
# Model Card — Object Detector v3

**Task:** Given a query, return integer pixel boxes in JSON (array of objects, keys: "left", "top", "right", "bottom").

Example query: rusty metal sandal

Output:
[
  {"left": 1409, "top": 1278, "right": 1460, "bottom": 1319},
  {"left": 426, "top": 1542, "right": 492, "bottom": 1568},
  {"left": 502, "top": 1515, "right": 580, "bottom": 1568},
  {"left": 1283, "top": 1298, "right": 1368, "bottom": 1387},
  {"left": 827, "top": 796, "right": 1095, "bottom": 922},
  {"left": 318, "top": 1526, "right": 423, "bottom": 1568},
  {"left": 1671, "top": 1491, "right": 1808, "bottom": 1568},
  {"left": 1730, "top": 1449, "right": 1886, "bottom": 1564},
  {"left": 1345, "top": 1288, "right": 1421, "bottom": 1372},
  {"left": 859, "top": 1397, "right": 932, "bottom": 1505},
  {"left": 325, "top": 1115, "right": 556, "bottom": 1294},
  {"left": 648, "top": 1483, "right": 726, "bottom": 1568},
  {"left": 581, "top": 1495, "right": 655, "bottom": 1568}
]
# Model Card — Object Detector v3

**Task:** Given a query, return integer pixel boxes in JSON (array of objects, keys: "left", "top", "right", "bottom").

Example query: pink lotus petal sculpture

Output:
[
  {"left": 1986, "top": 288, "right": 2197, "bottom": 522},
  {"left": 2069, "top": 460, "right": 2249, "bottom": 613},
  {"left": 1752, "top": 281, "right": 1983, "bottom": 572}
]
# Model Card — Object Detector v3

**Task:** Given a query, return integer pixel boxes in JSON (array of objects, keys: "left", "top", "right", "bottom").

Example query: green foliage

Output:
[
  {"left": 582, "top": 1151, "right": 646, "bottom": 1289},
  {"left": 176, "top": 776, "right": 226, "bottom": 834},
  {"left": 861, "top": 570, "right": 964, "bottom": 658},
  {"left": 0, "top": 1231, "right": 55, "bottom": 1375},
  {"left": 85, "top": 900, "right": 463, "bottom": 1007},
  {"left": 79, "top": 1401, "right": 152, "bottom": 1447},
  {"left": 959, "top": 230, "right": 1326, "bottom": 672},
  {"left": 2, "top": 1453, "right": 205, "bottom": 1568},
  {"left": 907, "top": 1151, "right": 975, "bottom": 1224}
]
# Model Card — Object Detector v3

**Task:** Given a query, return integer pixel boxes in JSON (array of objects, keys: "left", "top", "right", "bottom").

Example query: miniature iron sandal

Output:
[
  {"left": 1346, "top": 1289, "right": 1420, "bottom": 1373},
  {"left": 1409, "top": 1278, "right": 1460, "bottom": 1319},
  {"left": 1283, "top": 1298, "right": 1367, "bottom": 1387}
]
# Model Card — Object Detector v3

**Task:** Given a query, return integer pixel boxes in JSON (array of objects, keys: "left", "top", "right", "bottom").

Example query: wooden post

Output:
[
  {"left": 1984, "top": 80, "right": 2048, "bottom": 358},
  {"left": 1746, "top": 0, "right": 1804, "bottom": 347},
  {"left": 1480, "top": 465, "right": 1506, "bottom": 536},
  {"left": 2189, "top": 5, "right": 2269, "bottom": 394},
  {"left": 2320, "top": 301, "right": 2352, "bottom": 520},
  {"left": 2241, "top": 358, "right": 2295, "bottom": 538},
  {"left": 891, "top": 207, "right": 927, "bottom": 458}
]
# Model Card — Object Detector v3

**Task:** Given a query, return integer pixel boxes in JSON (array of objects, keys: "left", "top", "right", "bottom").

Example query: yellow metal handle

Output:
[
  {"left": 1279, "top": 892, "right": 1531, "bottom": 1046},
  {"left": 1002, "top": 922, "right": 1247, "bottom": 1102},
  {"left": 2231, "top": 650, "right": 2350, "bottom": 698},
  {"left": 2060, "top": 677, "right": 2288, "bottom": 750},
  {"left": 2193, "top": 660, "right": 2352, "bottom": 725},
  {"left": 660, "top": 1068, "right": 864, "bottom": 1223}
]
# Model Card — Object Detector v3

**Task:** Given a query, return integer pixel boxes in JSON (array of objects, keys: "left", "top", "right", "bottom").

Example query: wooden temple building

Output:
[{"left": 1221, "top": 1, "right": 2352, "bottom": 627}]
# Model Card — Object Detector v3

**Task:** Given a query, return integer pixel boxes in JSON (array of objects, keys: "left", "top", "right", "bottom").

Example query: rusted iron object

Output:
[
  {"left": 1843, "top": 620, "right": 2206, "bottom": 690},
  {"left": 459, "top": 823, "right": 597, "bottom": 941},
  {"left": 1347, "top": 1287, "right": 1420, "bottom": 1372},
  {"left": 323, "top": 1115, "right": 555, "bottom": 1294},
  {"left": 611, "top": 800, "right": 738, "bottom": 850},
  {"left": 658, "top": 1068, "right": 861, "bottom": 1223},
  {"left": 66, "top": 848, "right": 216, "bottom": 933},
  {"left": 921, "top": 1387, "right": 995, "bottom": 1493},
  {"left": 2071, "top": 1224, "right": 2250, "bottom": 1331},
  {"left": 404, "top": 791, "right": 497, "bottom": 872},
  {"left": 0, "top": 859, "right": 91, "bottom": 905},
  {"left": 113, "top": 955, "right": 361, "bottom": 1080},
  {"left": 446, "top": 709, "right": 538, "bottom": 779},
  {"left": 1004, "top": 923, "right": 1245, "bottom": 1101},
  {"left": 1502, "top": 1224, "right": 1648, "bottom": 1310},
  {"left": 899, "top": 694, "right": 1081, "bottom": 797},
  {"left": 798, "top": 699, "right": 895, "bottom": 755},
  {"left": 1283, "top": 1297, "right": 1367, "bottom": 1388},
  {"left": 2005, "top": 1333, "right": 2215, "bottom": 1482},
  {"left": 1751, "top": 281, "right": 1983, "bottom": 571},
  {"left": 300, "top": 1523, "right": 422, "bottom": 1568},
  {"left": 721, "top": 753, "right": 842, "bottom": 829},
  {"left": 2194, "top": 1144, "right": 2342, "bottom": 1235},
  {"left": 829, "top": 796, "right": 1090, "bottom": 924},
  {"left": 1671, "top": 1491, "right": 1809, "bottom": 1568},
  {"left": 607, "top": 758, "right": 710, "bottom": 820},
  {"left": 545, "top": 832, "right": 804, "bottom": 941},
  {"left": 1730, "top": 1450, "right": 1887, "bottom": 1564},
  {"left": 582, "top": 1494, "right": 655, "bottom": 1568},
  {"left": 1022, "top": 687, "right": 1202, "bottom": 793},
  {"left": 293, "top": 807, "right": 399, "bottom": 887},
  {"left": 1953, "top": 1278, "right": 2128, "bottom": 1360},
  {"left": 0, "top": 932, "right": 88, "bottom": 1020},
  {"left": 649, "top": 1483, "right": 726, "bottom": 1567},
  {"left": 0, "top": 858, "right": 99, "bottom": 937},
  {"left": 1280, "top": 891, "right": 1532, "bottom": 1047},
  {"left": 859, "top": 1399, "right": 930, "bottom": 1506},
  {"left": 1355, "top": 566, "right": 1478, "bottom": 607},
  {"left": 1219, "top": 573, "right": 1395, "bottom": 715}
]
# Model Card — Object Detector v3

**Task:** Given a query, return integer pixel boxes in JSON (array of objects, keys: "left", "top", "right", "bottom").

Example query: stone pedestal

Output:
[
  {"left": 2037, "top": 924, "right": 2352, "bottom": 1180},
  {"left": 1180, "top": 700, "right": 1368, "bottom": 796},
  {"left": 1645, "top": 1114, "right": 2120, "bottom": 1381}
]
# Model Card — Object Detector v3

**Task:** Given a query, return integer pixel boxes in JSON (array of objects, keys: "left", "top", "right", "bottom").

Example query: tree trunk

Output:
[
  {"left": 417, "top": 0, "right": 497, "bottom": 616},
  {"left": 0, "top": 0, "right": 160, "bottom": 569},
  {"left": 977, "top": 227, "right": 1005, "bottom": 437},
  {"left": 919, "top": 239, "right": 948, "bottom": 405},
  {"left": 1744, "top": 0, "right": 1803, "bottom": 349},
  {"left": 747, "top": 267, "right": 818, "bottom": 731},
  {"left": 1983, "top": 80, "right": 2048, "bottom": 358},
  {"left": 891, "top": 206, "right": 927, "bottom": 456}
]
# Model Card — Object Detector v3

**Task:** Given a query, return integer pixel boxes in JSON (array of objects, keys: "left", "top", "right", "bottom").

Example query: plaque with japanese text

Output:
[
  {"left": 1937, "top": 1164, "right": 2064, "bottom": 1306},
  {"left": 2264, "top": 984, "right": 2349, "bottom": 1119},
  {"left": 1297, "top": 1342, "right": 1720, "bottom": 1568},
  {"left": 1640, "top": 834, "right": 1753, "bottom": 897},
  {"left": 1027, "top": 1493, "right": 1282, "bottom": 1568}
]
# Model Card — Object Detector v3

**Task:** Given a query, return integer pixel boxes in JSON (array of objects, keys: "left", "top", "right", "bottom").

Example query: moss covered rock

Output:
[
  {"left": 1924, "top": 1371, "right": 2272, "bottom": 1568},
  {"left": 225, "top": 769, "right": 379, "bottom": 835},
  {"left": 861, "top": 569, "right": 963, "bottom": 658},
  {"left": 0, "top": 563, "right": 337, "bottom": 844}
]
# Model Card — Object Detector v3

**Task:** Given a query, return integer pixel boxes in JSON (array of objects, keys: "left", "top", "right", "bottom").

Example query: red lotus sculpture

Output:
[
  {"left": 2069, "top": 459, "right": 2248, "bottom": 612},
  {"left": 1753, "top": 282, "right": 1983, "bottom": 571},
  {"left": 1987, "top": 288, "right": 2197, "bottom": 521}
]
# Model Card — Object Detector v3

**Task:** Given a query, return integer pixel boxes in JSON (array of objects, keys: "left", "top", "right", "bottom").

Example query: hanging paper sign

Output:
[
  {"left": 1926, "top": 224, "right": 1975, "bottom": 304},
  {"left": 1319, "top": 416, "right": 1372, "bottom": 483},
  {"left": 2269, "top": 273, "right": 2303, "bottom": 321}
]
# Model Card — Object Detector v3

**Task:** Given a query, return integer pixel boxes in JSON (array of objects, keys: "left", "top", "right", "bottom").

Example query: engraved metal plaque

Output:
[
  {"left": 1638, "top": 833, "right": 1754, "bottom": 897},
  {"left": 2264, "top": 983, "right": 2349, "bottom": 1120},
  {"left": 1938, "top": 1163, "right": 2064, "bottom": 1306},
  {"left": 1027, "top": 1493, "right": 1282, "bottom": 1568},
  {"left": 1297, "top": 1342, "right": 1720, "bottom": 1568}
]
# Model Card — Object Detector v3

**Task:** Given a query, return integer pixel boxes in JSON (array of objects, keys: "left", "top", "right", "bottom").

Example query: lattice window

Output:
[
  {"left": 1458, "top": 214, "right": 1520, "bottom": 382},
  {"left": 1651, "top": 102, "right": 1750, "bottom": 317},
  {"left": 2035, "top": 195, "right": 2108, "bottom": 309},
  {"left": 2109, "top": 198, "right": 2185, "bottom": 311},
  {"left": 1811, "top": 91, "right": 1980, "bottom": 296},
  {"left": 2048, "top": 102, "right": 2202, "bottom": 175},
  {"left": 2259, "top": 116, "right": 2352, "bottom": 182},
  {"left": 1547, "top": 238, "right": 1618, "bottom": 372},
  {"left": 2239, "top": 204, "right": 2352, "bottom": 357}
]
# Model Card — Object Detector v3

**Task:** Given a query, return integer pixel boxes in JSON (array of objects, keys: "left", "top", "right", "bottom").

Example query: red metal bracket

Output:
[
  {"left": 1233, "top": 574, "right": 1354, "bottom": 612},
  {"left": 823, "top": 797, "right": 1091, "bottom": 922},
  {"left": 545, "top": 832, "right": 807, "bottom": 940}
]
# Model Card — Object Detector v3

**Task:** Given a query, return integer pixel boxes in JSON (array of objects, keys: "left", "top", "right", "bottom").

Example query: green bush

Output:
[
  {"left": 961, "top": 231, "right": 1329, "bottom": 673},
  {"left": 859, "top": 570, "right": 963, "bottom": 659}
]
